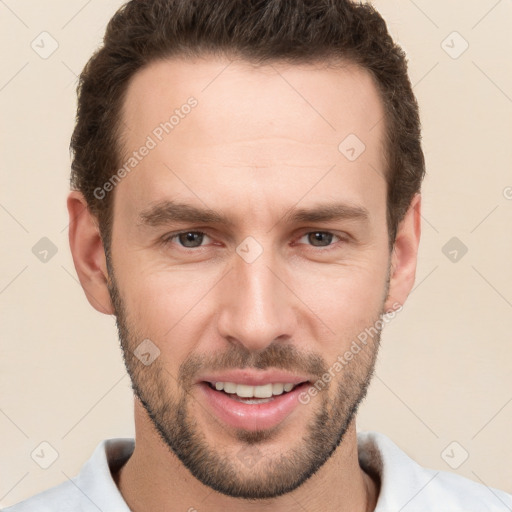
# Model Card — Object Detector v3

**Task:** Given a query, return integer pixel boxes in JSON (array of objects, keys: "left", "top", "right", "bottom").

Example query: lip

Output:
[
  {"left": 198, "top": 381, "right": 310, "bottom": 431},
  {"left": 197, "top": 369, "right": 312, "bottom": 387}
]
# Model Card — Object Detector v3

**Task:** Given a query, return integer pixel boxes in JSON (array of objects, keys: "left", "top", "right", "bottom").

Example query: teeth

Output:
[
  {"left": 212, "top": 381, "right": 300, "bottom": 398},
  {"left": 272, "top": 383, "right": 284, "bottom": 395}
]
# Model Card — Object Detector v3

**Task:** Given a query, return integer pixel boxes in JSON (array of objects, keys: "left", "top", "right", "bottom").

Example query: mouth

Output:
[
  {"left": 197, "top": 379, "right": 312, "bottom": 431},
  {"left": 203, "top": 380, "right": 307, "bottom": 404}
]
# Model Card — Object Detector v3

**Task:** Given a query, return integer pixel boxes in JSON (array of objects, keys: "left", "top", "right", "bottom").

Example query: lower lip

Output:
[{"left": 198, "top": 382, "right": 310, "bottom": 431}]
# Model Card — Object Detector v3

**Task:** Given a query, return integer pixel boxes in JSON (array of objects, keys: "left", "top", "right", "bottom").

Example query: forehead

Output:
[
  {"left": 116, "top": 56, "right": 387, "bottom": 224},
  {"left": 121, "top": 55, "right": 385, "bottom": 149}
]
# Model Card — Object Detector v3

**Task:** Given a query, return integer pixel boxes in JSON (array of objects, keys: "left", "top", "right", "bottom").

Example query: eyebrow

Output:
[{"left": 138, "top": 200, "right": 370, "bottom": 228}]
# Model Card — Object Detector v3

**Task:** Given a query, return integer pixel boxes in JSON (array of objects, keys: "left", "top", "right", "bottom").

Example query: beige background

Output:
[{"left": 1, "top": 0, "right": 511, "bottom": 507}]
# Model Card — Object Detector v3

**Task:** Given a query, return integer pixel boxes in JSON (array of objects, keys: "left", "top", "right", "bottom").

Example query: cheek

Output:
[
  {"left": 285, "top": 258, "right": 389, "bottom": 361},
  {"left": 291, "top": 254, "right": 389, "bottom": 317},
  {"left": 119, "top": 269, "right": 220, "bottom": 357}
]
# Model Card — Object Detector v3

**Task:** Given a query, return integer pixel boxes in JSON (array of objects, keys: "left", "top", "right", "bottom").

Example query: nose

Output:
[{"left": 216, "top": 246, "right": 298, "bottom": 352}]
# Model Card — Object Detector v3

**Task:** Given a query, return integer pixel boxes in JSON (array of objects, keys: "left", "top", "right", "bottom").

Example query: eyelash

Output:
[{"left": 161, "top": 230, "right": 346, "bottom": 252}]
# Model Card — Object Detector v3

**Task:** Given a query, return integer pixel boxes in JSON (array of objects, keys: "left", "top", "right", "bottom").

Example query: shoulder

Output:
[
  {"left": 357, "top": 430, "right": 512, "bottom": 512},
  {"left": 2, "top": 480, "right": 82, "bottom": 512},
  {"left": 2, "top": 438, "right": 134, "bottom": 512}
]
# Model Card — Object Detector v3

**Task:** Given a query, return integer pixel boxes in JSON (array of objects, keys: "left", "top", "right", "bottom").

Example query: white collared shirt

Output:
[{"left": 4, "top": 431, "right": 512, "bottom": 511}]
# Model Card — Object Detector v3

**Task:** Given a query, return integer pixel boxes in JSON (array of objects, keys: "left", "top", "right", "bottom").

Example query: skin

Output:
[{"left": 68, "top": 56, "right": 421, "bottom": 512}]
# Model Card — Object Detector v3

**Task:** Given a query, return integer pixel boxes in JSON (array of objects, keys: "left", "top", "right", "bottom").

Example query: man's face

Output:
[{"left": 108, "top": 57, "right": 392, "bottom": 498}]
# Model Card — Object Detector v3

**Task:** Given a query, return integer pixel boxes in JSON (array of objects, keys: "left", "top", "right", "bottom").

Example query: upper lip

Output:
[{"left": 197, "top": 369, "right": 313, "bottom": 387}]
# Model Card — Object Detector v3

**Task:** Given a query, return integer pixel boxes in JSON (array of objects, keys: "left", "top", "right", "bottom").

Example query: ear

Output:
[
  {"left": 67, "top": 191, "right": 114, "bottom": 315},
  {"left": 384, "top": 193, "right": 422, "bottom": 313}
]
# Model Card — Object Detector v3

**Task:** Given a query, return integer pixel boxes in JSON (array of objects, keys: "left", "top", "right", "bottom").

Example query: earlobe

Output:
[
  {"left": 384, "top": 193, "right": 422, "bottom": 313},
  {"left": 67, "top": 191, "right": 115, "bottom": 315}
]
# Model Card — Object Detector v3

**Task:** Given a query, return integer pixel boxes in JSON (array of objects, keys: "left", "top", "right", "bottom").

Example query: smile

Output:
[
  {"left": 207, "top": 381, "right": 301, "bottom": 400},
  {"left": 199, "top": 380, "right": 311, "bottom": 431}
]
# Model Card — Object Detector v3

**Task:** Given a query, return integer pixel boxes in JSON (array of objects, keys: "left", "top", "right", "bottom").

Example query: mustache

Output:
[{"left": 178, "top": 342, "right": 328, "bottom": 389}]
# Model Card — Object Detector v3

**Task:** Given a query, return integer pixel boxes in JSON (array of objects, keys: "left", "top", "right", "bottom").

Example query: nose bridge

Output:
[{"left": 217, "top": 240, "right": 296, "bottom": 351}]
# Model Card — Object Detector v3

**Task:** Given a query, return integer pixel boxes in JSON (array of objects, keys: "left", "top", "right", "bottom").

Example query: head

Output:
[{"left": 68, "top": 0, "right": 423, "bottom": 500}]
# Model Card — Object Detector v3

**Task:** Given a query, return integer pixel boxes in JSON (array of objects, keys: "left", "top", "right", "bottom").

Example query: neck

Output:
[{"left": 114, "top": 402, "right": 379, "bottom": 512}]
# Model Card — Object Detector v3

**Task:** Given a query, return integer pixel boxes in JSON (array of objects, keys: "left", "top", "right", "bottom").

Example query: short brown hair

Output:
[{"left": 70, "top": 0, "right": 425, "bottom": 251}]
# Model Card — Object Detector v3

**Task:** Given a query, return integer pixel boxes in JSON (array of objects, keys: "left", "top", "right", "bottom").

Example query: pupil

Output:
[
  {"left": 179, "top": 232, "right": 203, "bottom": 247},
  {"left": 309, "top": 232, "right": 332, "bottom": 247}
]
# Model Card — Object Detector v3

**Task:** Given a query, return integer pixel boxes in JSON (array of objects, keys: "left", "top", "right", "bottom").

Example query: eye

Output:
[
  {"left": 160, "top": 230, "right": 346, "bottom": 252},
  {"left": 162, "top": 231, "right": 212, "bottom": 248},
  {"left": 296, "top": 231, "right": 343, "bottom": 249}
]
